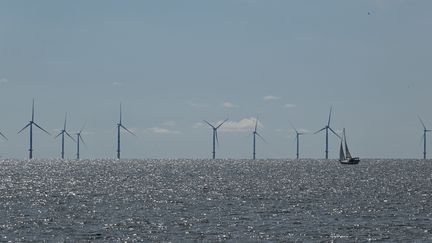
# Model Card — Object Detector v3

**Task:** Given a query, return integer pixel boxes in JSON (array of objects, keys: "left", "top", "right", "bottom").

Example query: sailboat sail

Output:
[
  {"left": 344, "top": 135, "right": 352, "bottom": 159},
  {"left": 340, "top": 128, "right": 360, "bottom": 164},
  {"left": 339, "top": 140, "right": 345, "bottom": 161}
]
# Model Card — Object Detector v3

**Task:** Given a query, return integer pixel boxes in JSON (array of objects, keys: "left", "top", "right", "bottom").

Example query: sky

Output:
[{"left": 1, "top": 0, "right": 432, "bottom": 159}]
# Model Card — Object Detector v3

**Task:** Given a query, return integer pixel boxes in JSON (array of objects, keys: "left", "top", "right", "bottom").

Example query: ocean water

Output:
[{"left": 0, "top": 159, "right": 431, "bottom": 242}]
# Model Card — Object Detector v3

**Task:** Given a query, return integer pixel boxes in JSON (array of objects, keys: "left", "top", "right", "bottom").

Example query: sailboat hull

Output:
[{"left": 340, "top": 157, "right": 360, "bottom": 164}]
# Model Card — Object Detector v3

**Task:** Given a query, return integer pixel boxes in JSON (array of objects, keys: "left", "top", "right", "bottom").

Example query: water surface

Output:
[{"left": 1, "top": 159, "right": 431, "bottom": 241}]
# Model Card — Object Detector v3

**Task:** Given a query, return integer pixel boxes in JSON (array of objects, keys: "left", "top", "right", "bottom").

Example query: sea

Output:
[{"left": 0, "top": 159, "right": 431, "bottom": 242}]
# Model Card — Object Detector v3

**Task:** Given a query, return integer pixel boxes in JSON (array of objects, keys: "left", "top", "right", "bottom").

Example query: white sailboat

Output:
[{"left": 339, "top": 128, "right": 360, "bottom": 164}]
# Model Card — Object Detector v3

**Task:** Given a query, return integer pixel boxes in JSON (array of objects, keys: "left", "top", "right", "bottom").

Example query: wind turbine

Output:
[
  {"left": 55, "top": 113, "right": 75, "bottom": 159},
  {"left": 116, "top": 103, "right": 136, "bottom": 159},
  {"left": 204, "top": 119, "right": 228, "bottom": 159},
  {"left": 290, "top": 122, "right": 305, "bottom": 159},
  {"left": 18, "top": 99, "right": 50, "bottom": 159},
  {"left": 418, "top": 115, "right": 431, "bottom": 159},
  {"left": 252, "top": 117, "right": 265, "bottom": 160},
  {"left": 76, "top": 122, "right": 86, "bottom": 160},
  {"left": 314, "top": 106, "right": 341, "bottom": 159}
]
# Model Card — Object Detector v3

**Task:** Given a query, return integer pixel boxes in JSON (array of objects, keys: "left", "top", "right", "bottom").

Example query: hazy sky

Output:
[{"left": 1, "top": 0, "right": 432, "bottom": 159}]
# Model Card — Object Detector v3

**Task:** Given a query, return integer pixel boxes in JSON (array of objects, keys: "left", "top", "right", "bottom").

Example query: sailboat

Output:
[{"left": 339, "top": 128, "right": 360, "bottom": 164}]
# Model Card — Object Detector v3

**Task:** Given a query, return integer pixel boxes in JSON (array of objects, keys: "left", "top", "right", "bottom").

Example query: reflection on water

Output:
[{"left": 0, "top": 159, "right": 431, "bottom": 241}]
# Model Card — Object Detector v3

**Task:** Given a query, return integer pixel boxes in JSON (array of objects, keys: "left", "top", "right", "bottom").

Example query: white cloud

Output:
[
  {"left": 146, "top": 127, "right": 180, "bottom": 134},
  {"left": 112, "top": 81, "right": 123, "bottom": 86},
  {"left": 263, "top": 95, "right": 281, "bottom": 101},
  {"left": 219, "top": 118, "right": 262, "bottom": 132},
  {"left": 276, "top": 128, "right": 309, "bottom": 134},
  {"left": 193, "top": 122, "right": 204, "bottom": 128},
  {"left": 222, "top": 102, "right": 237, "bottom": 108},
  {"left": 284, "top": 104, "right": 296, "bottom": 108},
  {"left": 0, "top": 78, "right": 9, "bottom": 84},
  {"left": 188, "top": 101, "right": 208, "bottom": 108},
  {"left": 298, "top": 128, "right": 310, "bottom": 133}
]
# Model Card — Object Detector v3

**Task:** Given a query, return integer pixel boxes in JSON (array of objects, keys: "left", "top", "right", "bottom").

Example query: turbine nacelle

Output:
[
  {"left": 204, "top": 119, "right": 228, "bottom": 159},
  {"left": 314, "top": 106, "right": 340, "bottom": 159},
  {"left": 17, "top": 99, "right": 50, "bottom": 159}
]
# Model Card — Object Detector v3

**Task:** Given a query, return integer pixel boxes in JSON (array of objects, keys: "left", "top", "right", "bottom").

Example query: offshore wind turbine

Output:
[
  {"left": 18, "top": 99, "right": 50, "bottom": 159},
  {"left": 116, "top": 103, "right": 136, "bottom": 159},
  {"left": 76, "top": 122, "right": 86, "bottom": 160},
  {"left": 204, "top": 119, "right": 228, "bottom": 159},
  {"left": 252, "top": 117, "right": 265, "bottom": 160},
  {"left": 55, "top": 114, "right": 75, "bottom": 159},
  {"left": 290, "top": 122, "right": 305, "bottom": 159},
  {"left": 314, "top": 106, "right": 341, "bottom": 159},
  {"left": 418, "top": 115, "right": 431, "bottom": 159}
]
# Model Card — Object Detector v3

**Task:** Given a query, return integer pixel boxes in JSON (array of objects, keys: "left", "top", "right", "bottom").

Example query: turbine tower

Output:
[
  {"left": 18, "top": 99, "right": 50, "bottom": 159},
  {"left": 314, "top": 106, "right": 340, "bottom": 159},
  {"left": 252, "top": 117, "right": 265, "bottom": 160},
  {"left": 117, "top": 103, "right": 135, "bottom": 159},
  {"left": 55, "top": 114, "right": 75, "bottom": 159},
  {"left": 290, "top": 122, "right": 305, "bottom": 159},
  {"left": 76, "top": 122, "right": 86, "bottom": 160},
  {"left": 204, "top": 119, "right": 228, "bottom": 159},
  {"left": 418, "top": 115, "right": 431, "bottom": 160}
]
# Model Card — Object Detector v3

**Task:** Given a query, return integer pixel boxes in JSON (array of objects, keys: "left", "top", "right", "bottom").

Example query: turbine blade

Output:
[
  {"left": 79, "top": 135, "right": 87, "bottom": 147},
  {"left": 256, "top": 132, "right": 266, "bottom": 143},
  {"left": 327, "top": 106, "right": 333, "bottom": 126},
  {"left": 55, "top": 131, "right": 63, "bottom": 138},
  {"left": 0, "top": 131, "right": 7, "bottom": 140},
  {"left": 79, "top": 121, "right": 87, "bottom": 133},
  {"left": 18, "top": 123, "right": 31, "bottom": 134},
  {"left": 314, "top": 127, "right": 326, "bottom": 134},
  {"left": 32, "top": 99, "right": 35, "bottom": 122},
  {"left": 203, "top": 120, "right": 215, "bottom": 129},
  {"left": 418, "top": 115, "right": 427, "bottom": 130},
  {"left": 33, "top": 122, "right": 51, "bottom": 135},
  {"left": 289, "top": 121, "right": 298, "bottom": 133},
  {"left": 65, "top": 131, "right": 76, "bottom": 142},
  {"left": 215, "top": 130, "right": 219, "bottom": 147},
  {"left": 329, "top": 127, "right": 341, "bottom": 139},
  {"left": 119, "top": 103, "right": 122, "bottom": 124},
  {"left": 254, "top": 116, "right": 259, "bottom": 132},
  {"left": 121, "top": 124, "right": 136, "bottom": 136},
  {"left": 64, "top": 113, "right": 67, "bottom": 130},
  {"left": 216, "top": 118, "right": 228, "bottom": 129}
]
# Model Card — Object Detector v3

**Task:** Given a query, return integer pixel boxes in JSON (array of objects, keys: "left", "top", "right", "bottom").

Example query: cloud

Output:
[
  {"left": 188, "top": 101, "right": 208, "bottom": 108},
  {"left": 112, "top": 81, "right": 123, "bottom": 86},
  {"left": 276, "top": 128, "right": 310, "bottom": 134},
  {"left": 219, "top": 117, "right": 262, "bottom": 132},
  {"left": 263, "top": 95, "right": 281, "bottom": 101},
  {"left": 193, "top": 122, "right": 204, "bottom": 128},
  {"left": 146, "top": 127, "right": 180, "bottom": 134},
  {"left": 221, "top": 102, "right": 237, "bottom": 108},
  {"left": 0, "top": 78, "right": 9, "bottom": 84},
  {"left": 284, "top": 103, "right": 296, "bottom": 108},
  {"left": 298, "top": 128, "right": 310, "bottom": 133}
]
